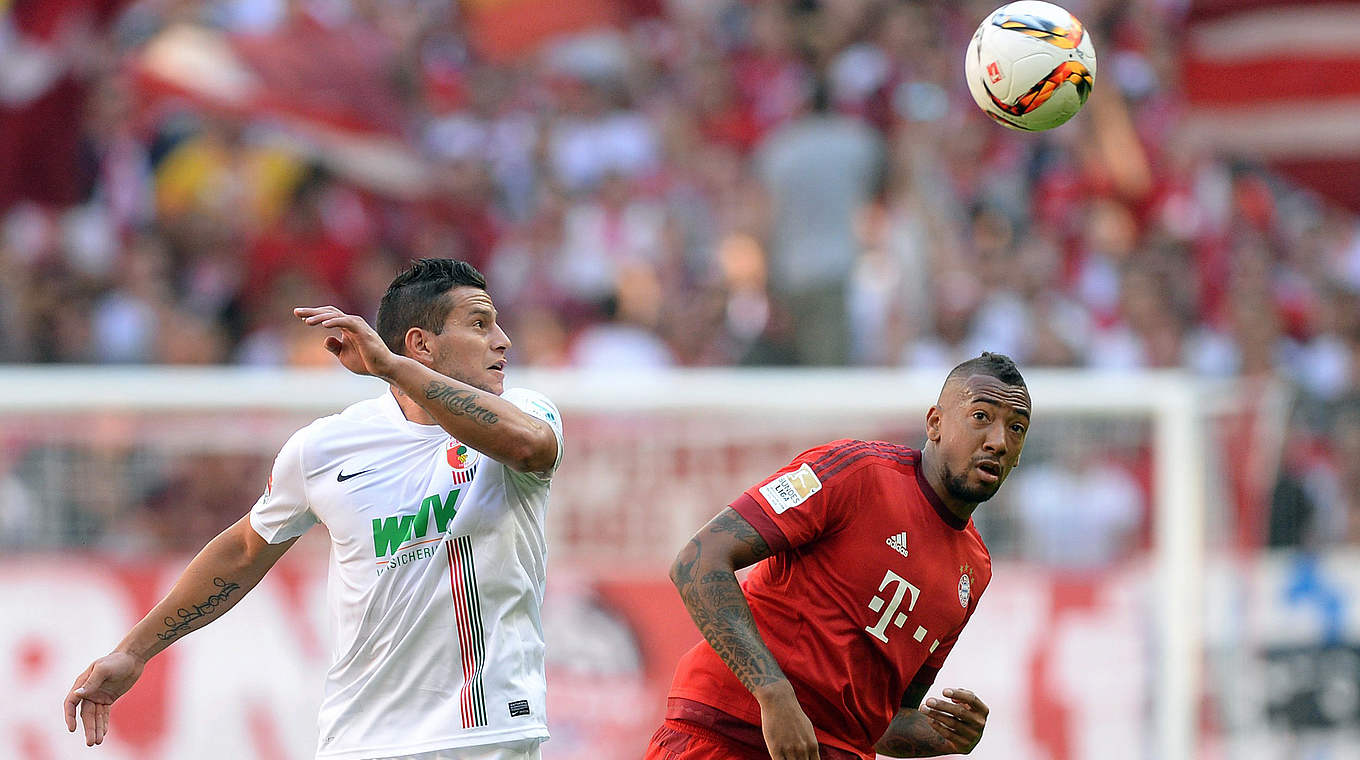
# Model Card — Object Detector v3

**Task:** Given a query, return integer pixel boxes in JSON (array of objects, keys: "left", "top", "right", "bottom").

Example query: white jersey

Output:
[{"left": 249, "top": 388, "right": 564, "bottom": 760}]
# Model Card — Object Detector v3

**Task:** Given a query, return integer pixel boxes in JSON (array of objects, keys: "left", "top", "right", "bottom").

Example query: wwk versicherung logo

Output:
[{"left": 372, "top": 488, "right": 465, "bottom": 575}]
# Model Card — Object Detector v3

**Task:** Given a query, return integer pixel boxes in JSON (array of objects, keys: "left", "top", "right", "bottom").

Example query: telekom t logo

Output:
[{"left": 865, "top": 570, "right": 921, "bottom": 643}]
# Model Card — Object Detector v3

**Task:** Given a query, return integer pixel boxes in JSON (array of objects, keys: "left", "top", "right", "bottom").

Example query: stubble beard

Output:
[
  {"left": 944, "top": 463, "right": 1001, "bottom": 504},
  {"left": 434, "top": 352, "right": 497, "bottom": 395}
]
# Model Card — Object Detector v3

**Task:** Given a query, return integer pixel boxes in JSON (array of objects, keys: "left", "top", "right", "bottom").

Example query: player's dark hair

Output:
[
  {"left": 946, "top": 352, "right": 1027, "bottom": 388},
  {"left": 376, "top": 258, "right": 487, "bottom": 356}
]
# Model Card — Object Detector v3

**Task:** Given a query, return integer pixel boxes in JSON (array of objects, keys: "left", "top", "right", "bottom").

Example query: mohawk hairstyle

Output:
[
  {"left": 376, "top": 258, "right": 487, "bottom": 356},
  {"left": 945, "top": 351, "right": 1027, "bottom": 389}
]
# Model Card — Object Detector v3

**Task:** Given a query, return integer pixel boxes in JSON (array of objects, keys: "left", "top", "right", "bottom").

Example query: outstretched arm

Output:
[
  {"left": 295, "top": 305, "right": 557, "bottom": 474},
  {"left": 670, "top": 507, "right": 821, "bottom": 760},
  {"left": 874, "top": 687, "right": 989, "bottom": 757},
  {"left": 63, "top": 515, "right": 296, "bottom": 746}
]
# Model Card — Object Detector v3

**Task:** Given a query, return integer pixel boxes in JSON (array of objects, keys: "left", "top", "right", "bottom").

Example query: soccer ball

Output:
[{"left": 964, "top": 1, "right": 1097, "bottom": 131}]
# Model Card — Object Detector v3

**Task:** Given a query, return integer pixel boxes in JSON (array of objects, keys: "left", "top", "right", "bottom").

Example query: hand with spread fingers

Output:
[
  {"left": 295, "top": 306, "right": 399, "bottom": 379},
  {"left": 919, "top": 688, "right": 988, "bottom": 754}
]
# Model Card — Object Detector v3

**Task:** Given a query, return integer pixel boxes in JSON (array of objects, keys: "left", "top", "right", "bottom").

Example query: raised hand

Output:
[
  {"left": 63, "top": 652, "right": 145, "bottom": 746},
  {"left": 918, "top": 688, "right": 988, "bottom": 754},
  {"left": 295, "top": 306, "right": 398, "bottom": 378}
]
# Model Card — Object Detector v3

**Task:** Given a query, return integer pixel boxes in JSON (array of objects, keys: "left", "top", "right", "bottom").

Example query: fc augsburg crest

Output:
[{"left": 447, "top": 438, "right": 480, "bottom": 484}]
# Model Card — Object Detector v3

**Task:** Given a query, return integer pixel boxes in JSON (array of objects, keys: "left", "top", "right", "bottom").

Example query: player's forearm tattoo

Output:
[
  {"left": 876, "top": 711, "right": 953, "bottom": 757},
  {"left": 708, "top": 510, "right": 774, "bottom": 561},
  {"left": 155, "top": 577, "right": 241, "bottom": 642},
  {"left": 423, "top": 382, "right": 499, "bottom": 426},
  {"left": 671, "top": 514, "right": 784, "bottom": 694}
]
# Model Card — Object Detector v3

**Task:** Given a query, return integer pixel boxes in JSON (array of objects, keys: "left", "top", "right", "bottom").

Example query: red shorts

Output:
[
  {"left": 644, "top": 719, "right": 863, "bottom": 760},
  {"left": 644, "top": 720, "right": 770, "bottom": 760}
]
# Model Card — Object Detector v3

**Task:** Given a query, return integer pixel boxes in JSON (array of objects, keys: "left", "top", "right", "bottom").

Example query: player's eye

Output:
[
  {"left": 972, "top": 411, "right": 988, "bottom": 421},
  {"left": 1011, "top": 424, "right": 1027, "bottom": 434}
]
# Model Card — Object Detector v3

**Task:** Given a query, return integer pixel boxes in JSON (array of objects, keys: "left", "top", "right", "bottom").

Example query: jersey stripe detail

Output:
[
  {"left": 459, "top": 534, "right": 488, "bottom": 728},
  {"left": 446, "top": 536, "right": 488, "bottom": 728},
  {"left": 451, "top": 463, "right": 478, "bottom": 486},
  {"left": 445, "top": 542, "right": 473, "bottom": 728},
  {"left": 810, "top": 440, "right": 875, "bottom": 473},
  {"left": 818, "top": 444, "right": 917, "bottom": 483}
]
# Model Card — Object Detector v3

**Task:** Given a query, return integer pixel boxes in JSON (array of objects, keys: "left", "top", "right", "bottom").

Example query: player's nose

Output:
[
  {"left": 982, "top": 423, "right": 1007, "bottom": 456},
  {"left": 492, "top": 324, "right": 511, "bottom": 351}
]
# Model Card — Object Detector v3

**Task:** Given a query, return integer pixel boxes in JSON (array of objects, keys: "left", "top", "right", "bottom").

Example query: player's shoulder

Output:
[
  {"left": 796, "top": 439, "right": 919, "bottom": 482},
  {"left": 283, "top": 396, "right": 389, "bottom": 451},
  {"left": 298, "top": 396, "right": 387, "bottom": 435},
  {"left": 501, "top": 387, "right": 562, "bottom": 426},
  {"left": 501, "top": 386, "right": 557, "bottom": 406}
]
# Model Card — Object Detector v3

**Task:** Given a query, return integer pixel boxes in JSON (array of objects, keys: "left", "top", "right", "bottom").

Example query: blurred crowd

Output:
[{"left": 3, "top": 0, "right": 1359, "bottom": 555}]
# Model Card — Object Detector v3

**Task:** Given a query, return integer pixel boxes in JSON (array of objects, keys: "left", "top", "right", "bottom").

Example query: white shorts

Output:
[{"left": 376, "top": 739, "right": 543, "bottom": 760}]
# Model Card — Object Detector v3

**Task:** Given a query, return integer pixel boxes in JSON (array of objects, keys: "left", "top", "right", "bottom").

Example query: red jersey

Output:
[{"left": 666, "top": 441, "right": 992, "bottom": 758}]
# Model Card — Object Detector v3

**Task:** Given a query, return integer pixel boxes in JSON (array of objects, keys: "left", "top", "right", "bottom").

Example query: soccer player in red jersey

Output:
[{"left": 645, "top": 353, "right": 1030, "bottom": 760}]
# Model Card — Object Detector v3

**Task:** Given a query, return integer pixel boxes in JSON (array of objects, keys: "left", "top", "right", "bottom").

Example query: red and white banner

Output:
[
  {"left": 462, "top": 0, "right": 620, "bottom": 63},
  {"left": 131, "top": 24, "right": 431, "bottom": 198},
  {"left": 1183, "top": 1, "right": 1360, "bottom": 211}
]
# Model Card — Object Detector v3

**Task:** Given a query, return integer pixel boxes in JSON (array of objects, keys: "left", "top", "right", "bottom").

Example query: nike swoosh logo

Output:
[{"left": 336, "top": 468, "right": 376, "bottom": 482}]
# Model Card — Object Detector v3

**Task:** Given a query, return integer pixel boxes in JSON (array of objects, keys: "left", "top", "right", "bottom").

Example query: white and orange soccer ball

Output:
[{"left": 964, "top": 1, "right": 1097, "bottom": 131}]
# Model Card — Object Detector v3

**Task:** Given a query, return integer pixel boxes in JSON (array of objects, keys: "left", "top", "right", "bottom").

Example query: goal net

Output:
[{"left": 0, "top": 367, "right": 1301, "bottom": 760}]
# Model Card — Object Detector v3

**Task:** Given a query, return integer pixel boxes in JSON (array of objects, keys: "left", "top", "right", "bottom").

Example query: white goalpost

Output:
[{"left": 0, "top": 366, "right": 1238, "bottom": 760}]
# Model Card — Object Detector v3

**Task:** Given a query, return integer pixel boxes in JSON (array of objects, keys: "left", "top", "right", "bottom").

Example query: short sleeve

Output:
[
  {"left": 501, "top": 387, "right": 565, "bottom": 481},
  {"left": 249, "top": 428, "right": 318, "bottom": 543},
  {"left": 729, "top": 440, "right": 860, "bottom": 554}
]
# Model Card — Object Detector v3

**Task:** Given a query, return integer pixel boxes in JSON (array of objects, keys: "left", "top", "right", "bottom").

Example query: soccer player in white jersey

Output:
[{"left": 63, "top": 259, "right": 565, "bottom": 760}]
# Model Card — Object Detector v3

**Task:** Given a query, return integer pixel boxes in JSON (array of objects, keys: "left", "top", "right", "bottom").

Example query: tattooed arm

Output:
[
  {"left": 874, "top": 686, "right": 989, "bottom": 757},
  {"left": 64, "top": 515, "right": 296, "bottom": 746},
  {"left": 402, "top": 376, "right": 556, "bottom": 474},
  {"left": 670, "top": 508, "right": 821, "bottom": 760},
  {"left": 294, "top": 305, "right": 556, "bottom": 473}
]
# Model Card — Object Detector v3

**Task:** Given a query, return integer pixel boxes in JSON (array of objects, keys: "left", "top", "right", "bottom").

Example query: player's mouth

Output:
[
  {"left": 487, "top": 360, "right": 506, "bottom": 376},
  {"left": 974, "top": 459, "right": 1001, "bottom": 483}
]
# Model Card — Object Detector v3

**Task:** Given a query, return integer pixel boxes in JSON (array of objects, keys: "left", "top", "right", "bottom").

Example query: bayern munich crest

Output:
[
  {"left": 447, "top": 438, "right": 480, "bottom": 484},
  {"left": 958, "top": 573, "right": 971, "bottom": 608}
]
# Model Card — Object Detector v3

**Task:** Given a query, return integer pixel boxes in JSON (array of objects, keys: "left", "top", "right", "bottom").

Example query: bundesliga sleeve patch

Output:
[{"left": 758, "top": 463, "right": 822, "bottom": 514}]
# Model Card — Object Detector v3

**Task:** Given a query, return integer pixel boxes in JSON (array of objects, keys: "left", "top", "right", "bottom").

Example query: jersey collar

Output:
[
  {"left": 912, "top": 452, "right": 969, "bottom": 531},
  {"left": 379, "top": 390, "right": 450, "bottom": 438}
]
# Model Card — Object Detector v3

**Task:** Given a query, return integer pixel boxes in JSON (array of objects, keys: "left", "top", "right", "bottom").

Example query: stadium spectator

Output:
[
  {"left": 0, "top": 0, "right": 1356, "bottom": 558},
  {"left": 753, "top": 78, "right": 884, "bottom": 365}
]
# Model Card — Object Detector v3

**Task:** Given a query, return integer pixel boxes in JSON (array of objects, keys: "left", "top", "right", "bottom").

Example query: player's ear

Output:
[
  {"left": 404, "top": 327, "right": 435, "bottom": 366},
  {"left": 925, "top": 405, "right": 942, "bottom": 443}
]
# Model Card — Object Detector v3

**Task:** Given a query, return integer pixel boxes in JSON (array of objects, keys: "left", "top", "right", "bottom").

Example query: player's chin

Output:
[
  {"left": 480, "top": 372, "right": 505, "bottom": 396},
  {"left": 963, "top": 475, "right": 1004, "bottom": 503}
]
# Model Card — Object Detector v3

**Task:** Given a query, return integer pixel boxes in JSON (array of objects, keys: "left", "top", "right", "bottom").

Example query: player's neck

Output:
[
  {"left": 391, "top": 387, "right": 437, "bottom": 425},
  {"left": 918, "top": 445, "right": 980, "bottom": 523}
]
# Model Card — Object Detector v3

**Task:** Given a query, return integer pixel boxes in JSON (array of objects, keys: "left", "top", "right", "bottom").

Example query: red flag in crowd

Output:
[
  {"left": 462, "top": 0, "right": 620, "bottom": 63},
  {"left": 1182, "top": 0, "right": 1360, "bottom": 212}
]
